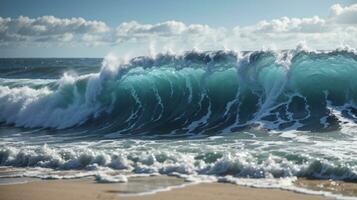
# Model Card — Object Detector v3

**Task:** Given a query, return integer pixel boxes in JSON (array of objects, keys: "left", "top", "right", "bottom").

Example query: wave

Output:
[
  {"left": 0, "top": 49, "right": 357, "bottom": 136},
  {"left": 0, "top": 144, "right": 356, "bottom": 182},
  {"left": 0, "top": 58, "right": 101, "bottom": 79}
]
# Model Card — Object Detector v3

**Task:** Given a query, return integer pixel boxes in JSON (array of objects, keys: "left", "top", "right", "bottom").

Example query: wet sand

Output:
[
  {"left": 0, "top": 176, "right": 335, "bottom": 200},
  {"left": 296, "top": 178, "right": 357, "bottom": 197}
]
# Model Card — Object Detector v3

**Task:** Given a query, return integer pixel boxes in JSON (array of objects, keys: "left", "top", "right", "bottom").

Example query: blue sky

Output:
[{"left": 0, "top": 0, "right": 356, "bottom": 57}]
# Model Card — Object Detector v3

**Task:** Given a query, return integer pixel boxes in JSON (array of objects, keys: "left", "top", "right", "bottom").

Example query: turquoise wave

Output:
[{"left": 0, "top": 49, "right": 356, "bottom": 137}]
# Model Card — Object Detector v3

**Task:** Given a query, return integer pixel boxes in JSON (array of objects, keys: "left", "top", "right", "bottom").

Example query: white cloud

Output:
[
  {"left": 0, "top": 16, "right": 109, "bottom": 43},
  {"left": 329, "top": 4, "right": 357, "bottom": 24},
  {"left": 0, "top": 3, "right": 356, "bottom": 51},
  {"left": 250, "top": 16, "right": 328, "bottom": 33},
  {"left": 116, "top": 21, "right": 186, "bottom": 38},
  {"left": 114, "top": 20, "right": 225, "bottom": 43},
  {"left": 228, "top": 4, "right": 357, "bottom": 50}
]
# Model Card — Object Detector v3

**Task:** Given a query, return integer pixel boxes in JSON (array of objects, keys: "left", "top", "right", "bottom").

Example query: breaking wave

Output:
[
  {"left": 1, "top": 49, "right": 357, "bottom": 137},
  {"left": 0, "top": 141, "right": 356, "bottom": 181}
]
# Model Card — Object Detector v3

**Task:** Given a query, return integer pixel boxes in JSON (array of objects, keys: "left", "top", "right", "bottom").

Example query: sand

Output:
[{"left": 0, "top": 176, "right": 332, "bottom": 200}]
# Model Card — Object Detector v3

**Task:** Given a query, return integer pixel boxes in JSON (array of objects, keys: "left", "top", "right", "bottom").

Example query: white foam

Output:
[
  {"left": 1, "top": 137, "right": 357, "bottom": 199},
  {"left": 95, "top": 172, "right": 128, "bottom": 183}
]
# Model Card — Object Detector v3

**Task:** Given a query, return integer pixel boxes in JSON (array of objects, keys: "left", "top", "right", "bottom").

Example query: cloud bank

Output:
[
  {"left": 0, "top": 16, "right": 109, "bottom": 44},
  {"left": 0, "top": 3, "right": 356, "bottom": 51}
]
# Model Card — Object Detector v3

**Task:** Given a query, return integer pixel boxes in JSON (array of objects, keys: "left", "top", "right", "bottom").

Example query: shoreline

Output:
[{"left": 0, "top": 176, "right": 356, "bottom": 200}]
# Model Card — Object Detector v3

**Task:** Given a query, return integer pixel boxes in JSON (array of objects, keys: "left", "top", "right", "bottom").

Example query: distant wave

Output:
[{"left": 1, "top": 49, "right": 357, "bottom": 137}]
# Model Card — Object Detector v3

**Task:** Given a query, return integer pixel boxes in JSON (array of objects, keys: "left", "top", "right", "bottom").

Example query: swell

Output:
[
  {"left": 0, "top": 58, "right": 101, "bottom": 79},
  {"left": 0, "top": 49, "right": 357, "bottom": 137}
]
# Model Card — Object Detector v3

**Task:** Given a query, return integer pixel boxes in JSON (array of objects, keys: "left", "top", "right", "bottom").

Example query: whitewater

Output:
[{"left": 0, "top": 47, "right": 357, "bottom": 199}]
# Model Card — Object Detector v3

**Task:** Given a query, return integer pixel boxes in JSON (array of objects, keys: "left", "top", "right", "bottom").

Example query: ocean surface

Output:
[{"left": 0, "top": 49, "right": 357, "bottom": 198}]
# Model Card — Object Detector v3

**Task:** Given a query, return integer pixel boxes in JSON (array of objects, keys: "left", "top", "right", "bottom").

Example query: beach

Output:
[
  {"left": 0, "top": 177, "right": 331, "bottom": 200},
  {"left": 1, "top": 1, "right": 357, "bottom": 200}
]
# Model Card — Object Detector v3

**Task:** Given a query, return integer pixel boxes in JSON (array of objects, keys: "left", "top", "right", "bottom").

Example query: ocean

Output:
[{"left": 0, "top": 49, "right": 357, "bottom": 198}]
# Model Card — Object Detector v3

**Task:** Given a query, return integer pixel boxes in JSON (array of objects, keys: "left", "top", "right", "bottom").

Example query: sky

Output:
[{"left": 0, "top": 0, "right": 356, "bottom": 57}]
